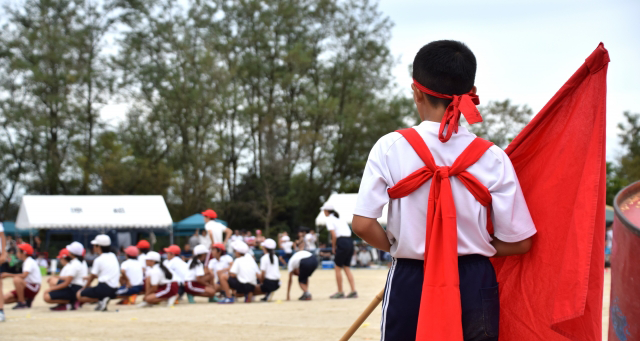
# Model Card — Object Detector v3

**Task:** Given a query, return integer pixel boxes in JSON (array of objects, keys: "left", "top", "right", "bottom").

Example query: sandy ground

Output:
[{"left": 0, "top": 268, "right": 611, "bottom": 341}]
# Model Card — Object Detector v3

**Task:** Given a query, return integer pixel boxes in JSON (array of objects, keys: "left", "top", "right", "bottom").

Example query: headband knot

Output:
[{"left": 413, "top": 79, "right": 482, "bottom": 142}]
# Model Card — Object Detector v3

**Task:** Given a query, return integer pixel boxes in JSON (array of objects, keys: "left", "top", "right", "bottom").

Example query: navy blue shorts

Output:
[
  {"left": 334, "top": 237, "right": 353, "bottom": 267},
  {"left": 298, "top": 256, "right": 318, "bottom": 284},
  {"left": 80, "top": 282, "right": 118, "bottom": 300},
  {"left": 381, "top": 255, "right": 499, "bottom": 341},
  {"left": 116, "top": 284, "right": 144, "bottom": 297},
  {"left": 49, "top": 280, "right": 82, "bottom": 302}
]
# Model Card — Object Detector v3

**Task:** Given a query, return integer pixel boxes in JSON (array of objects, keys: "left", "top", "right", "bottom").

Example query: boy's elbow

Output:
[
  {"left": 351, "top": 216, "right": 370, "bottom": 237},
  {"left": 517, "top": 237, "right": 533, "bottom": 254}
]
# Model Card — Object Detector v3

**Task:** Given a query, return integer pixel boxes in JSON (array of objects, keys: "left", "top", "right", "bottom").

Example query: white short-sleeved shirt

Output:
[
  {"left": 281, "top": 240, "right": 293, "bottom": 254},
  {"left": 287, "top": 251, "right": 313, "bottom": 272},
  {"left": 120, "top": 259, "right": 144, "bottom": 286},
  {"left": 208, "top": 254, "right": 233, "bottom": 273},
  {"left": 148, "top": 264, "right": 172, "bottom": 286},
  {"left": 260, "top": 254, "right": 281, "bottom": 281},
  {"left": 205, "top": 221, "right": 228, "bottom": 245},
  {"left": 91, "top": 252, "right": 121, "bottom": 288},
  {"left": 354, "top": 121, "right": 537, "bottom": 260},
  {"left": 185, "top": 259, "right": 205, "bottom": 282},
  {"left": 326, "top": 215, "right": 352, "bottom": 238},
  {"left": 230, "top": 254, "right": 260, "bottom": 285},
  {"left": 304, "top": 234, "right": 317, "bottom": 251},
  {"left": 60, "top": 258, "right": 86, "bottom": 286},
  {"left": 164, "top": 257, "right": 189, "bottom": 284},
  {"left": 22, "top": 257, "right": 42, "bottom": 285}
]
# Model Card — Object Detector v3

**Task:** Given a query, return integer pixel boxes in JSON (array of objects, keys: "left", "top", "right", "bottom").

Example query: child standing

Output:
[
  {"left": 77, "top": 235, "right": 120, "bottom": 311},
  {"left": 227, "top": 241, "right": 260, "bottom": 303},
  {"left": 142, "top": 251, "right": 179, "bottom": 307},
  {"left": 116, "top": 246, "right": 145, "bottom": 304},
  {"left": 321, "top": 202, "right": 357, "bottom": 299},
  {"left": 184, "top": 245, "right": 216, "bottom": 299},
  {"left": 257, "top": 238, "right": 280, "bottom": 301},
  {"left": 278, "top": 235, "right": 293, "bottom": 265},
  {"left": 286, "top": 250, "right": 317, "bottom": 301},
  {"left": 351, "top": 40, "right": 537, "bottom": 340},
  {"left": 1, "top": 243, "right": 41, "bottom": 309}
]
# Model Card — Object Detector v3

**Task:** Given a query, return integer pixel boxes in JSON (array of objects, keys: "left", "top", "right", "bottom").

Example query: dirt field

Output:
[{"left": 1, "top": 268, "right": 612, "bottom": 341}]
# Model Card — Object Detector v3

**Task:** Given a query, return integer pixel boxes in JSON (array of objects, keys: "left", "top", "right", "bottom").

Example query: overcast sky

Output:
[
  {"left": 376, "top": 0, "right": 640, "bottom": 161},
  {"left": 101, "top": 0, "right": 639, "bottom": 161}
]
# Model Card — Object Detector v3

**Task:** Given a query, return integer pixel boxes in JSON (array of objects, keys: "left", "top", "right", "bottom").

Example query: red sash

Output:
[{"left": 387, "top": 128, "right": 494, "bottom": 341}]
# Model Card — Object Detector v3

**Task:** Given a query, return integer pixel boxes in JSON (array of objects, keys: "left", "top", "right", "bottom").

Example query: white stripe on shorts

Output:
[
  {"left": 187, "top": 281, "right": 205, "bottom": 293},
  {"left": 155, "top": 283, "right": 172, "bottom": 298},
  {"left": 380, "top": 258, "right": 397, "bottom": 341},
  {"left": 25, "top": 282, "right": 40, "bottom": 292}
]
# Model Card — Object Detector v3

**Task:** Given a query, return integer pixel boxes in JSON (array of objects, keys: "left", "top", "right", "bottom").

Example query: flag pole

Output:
[{"left": 339, "top": 289, "right": 385, "bottom": 341}]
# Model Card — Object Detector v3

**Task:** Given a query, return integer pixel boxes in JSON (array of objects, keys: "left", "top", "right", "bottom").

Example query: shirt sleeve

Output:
[
  {"left": 260, "top": 256, "right": 267, "bottom": 272},
  {"left": 354, "top": 137, "right": 393, "bottom": 219},
  {"left": 230, "top": 260, "right": 239, "bottom": 274},
  {"left": 150, "top": 268, "right": 161, "bottom": 286},
  {"left": 489, "top": 149, "right": 537, "bottom": 243},
  {"left": 91, "top": 257, "right": 101, "bottom": 276}
]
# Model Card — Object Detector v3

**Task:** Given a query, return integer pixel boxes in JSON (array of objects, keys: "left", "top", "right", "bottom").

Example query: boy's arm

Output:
[
  {"left": 352, "top": 216, "right": 391, "bottom": 252},
  {"left": 120, "top": 269, "right": 131, "bottom": 287},
  {"left": 224, "top": 228, "right": 232, "bottom": 245},
  {"left": 491, "top": 236, "right": 533, "bottom": 257},
  {"left": 0, "top": 232, "right": 6, "bottom": 264},
  {"left": 330, "top": 230, "right": 337, "bottom": 254},
  {"left": 83, "top": 274, "right": 97, "bottom": 289},
  {"left": 46, "top": 276, "right": 72, "bottom": 292},
  {"left": 286, "top": 272, "right": 294, "bottom": 301}
]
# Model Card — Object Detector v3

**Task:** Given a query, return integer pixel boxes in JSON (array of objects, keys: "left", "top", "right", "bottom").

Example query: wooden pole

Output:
[{"left": 339, "top": 289, "right": 385, "bottom": 341}]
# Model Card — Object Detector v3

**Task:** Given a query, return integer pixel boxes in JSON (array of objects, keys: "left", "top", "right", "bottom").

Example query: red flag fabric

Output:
[
  {"left": 492, "top": 43, "right": 609, "bottom": 340},
  {"left": 387, "top": 130, "right": 494, "bottom": 340}
]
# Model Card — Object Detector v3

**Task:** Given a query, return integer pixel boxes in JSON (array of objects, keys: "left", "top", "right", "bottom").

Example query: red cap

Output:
[
  {"left": 124, "top": 246, "right": 139, "bottom": 257},
  {"left": 164, "top": 245, "right": 181, "bottom": 254},
  {"left": 136, "top": 240, "right": 150, "bottom": 249},
  {"left": 212, "top": 243, "right": 226, "bottom": 252},
  {"left": 57, "top": 249, "right": 70, "bottom": 259},
  {"left": 201, "top": 209, "right": 217, "bottom": 219},
  {"left": 18, "top": 243, "right": 34, "bottom": 255}
]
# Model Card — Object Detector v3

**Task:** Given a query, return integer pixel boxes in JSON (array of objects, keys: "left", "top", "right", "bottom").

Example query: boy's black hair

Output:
[
  {"left": 412, "top": 40, "right": 477, "bottom": 108},
  {"left": 99, "top": 246, "right": 111, "bottom": 254}
]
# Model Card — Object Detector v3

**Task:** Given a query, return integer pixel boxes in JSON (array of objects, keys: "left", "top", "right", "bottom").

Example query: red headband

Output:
[{"left": 413, "top": 79, "right": 483, "bottom": 143}]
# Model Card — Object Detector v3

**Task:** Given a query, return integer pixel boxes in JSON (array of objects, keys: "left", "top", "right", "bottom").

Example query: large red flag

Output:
[{"left": 492, "top": 43, "right": 609, "bottom": 340}]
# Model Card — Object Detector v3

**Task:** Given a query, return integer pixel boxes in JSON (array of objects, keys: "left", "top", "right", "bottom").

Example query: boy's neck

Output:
[{"left": 419, "top": 104, "right": 446, "bottom": 123}]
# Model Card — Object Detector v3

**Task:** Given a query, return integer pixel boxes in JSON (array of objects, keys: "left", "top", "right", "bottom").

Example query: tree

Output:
[
  {"left": 467, "top": 99, "right": 533, "bottom": 148},
  {"left": 617, "top": 111, "right": 640, "bottom": 183}
]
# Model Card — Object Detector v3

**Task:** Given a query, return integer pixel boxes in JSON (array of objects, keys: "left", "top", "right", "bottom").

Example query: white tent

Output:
[
  {"left": 315, "top": 193, "right": 388, "bottom": 227},
  {"left": 16, "top": 195, "right": 173, "bottom": 230}
]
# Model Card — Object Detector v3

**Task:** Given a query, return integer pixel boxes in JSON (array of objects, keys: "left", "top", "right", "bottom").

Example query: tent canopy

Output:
[
  {"left": 1, "top": 221, "right": 37, "bottom": 237},
  {"left": 173, "top": 214, "right": 227, "bottom": 237},
  {"left": 16, "top": 195, "right": 173, "bottom": 230},
  {"left": 315, "top": 193, "right": 388, "bottom": 227}
]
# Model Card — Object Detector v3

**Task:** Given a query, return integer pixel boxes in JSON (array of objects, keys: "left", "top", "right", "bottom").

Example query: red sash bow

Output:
[
  {"left": 413, "top": 79, "right": 483, "bottom": 142},
  {"left": 388, "top": 128, "right": 494, "bottom": 340}
]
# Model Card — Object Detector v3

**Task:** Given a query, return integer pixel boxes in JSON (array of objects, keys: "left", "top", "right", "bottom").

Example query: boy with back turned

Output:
[{"left": 352, "top": 40, "right": 537, "bottom": 341}]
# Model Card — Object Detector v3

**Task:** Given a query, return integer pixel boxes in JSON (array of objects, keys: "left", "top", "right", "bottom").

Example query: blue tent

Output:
[
  {"left": 173, "top": 214, "right": 228, "bottom": 237},
  {"left": 2, "top": 221, "right": 38, "bottom": 237}
]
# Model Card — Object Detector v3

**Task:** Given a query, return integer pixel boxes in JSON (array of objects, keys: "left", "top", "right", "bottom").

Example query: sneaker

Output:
[
  {"left": 0, "top": 311, "right": 5, "bottom": 322},
  {"left": 218, "top": 297, "right": 235, "bottom": 304},
  {"left": 187, "top": 294, "right": 196, "bottom": 304},
  {"left": 116, "top": 299, "right": 129, "bottom": 305},
  {"left": 73, "top": 301, "right": 82, "bottom": 310},
  {"left": 95, "top": 297, "right": 110, "bottom": 311},
  {"left": 166, "top": 295, "right": 178, "bottom": 307},
  {"left": 346, "top": 291, "right": 358, "bottom": 299},
  {"left": 26, "top": 300, "right": 33, "bottom": 308},
  {"left": 208, "top": 296, "right": 218, "bottom": 303},
  {"left": 260, "top": 293, "right": 272, "bottom": 302},
  {"left": 12, "top": 302, "right": 28, "bottom": 310},
  {"left": 329, "top": 292, "right": 345, "bottom": 299},
  {"left": 129, "top": 294, "right": 138, "bottom": 304},
  {"left": 299, "top": 293, "right": 312, "bottom": 301},
  {"left": 137, "top": 301, "right": 152, "bottom": 308},
  {"left": 50, "top": 304, "right": 68, "bottom": 311}
]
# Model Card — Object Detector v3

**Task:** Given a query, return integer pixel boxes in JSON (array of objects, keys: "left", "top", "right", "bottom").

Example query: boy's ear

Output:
[
  {"left": 470, "top": 85, "right": 477, "bottom": 94},
  {"left": 411, "top": 83, "right": 425, "bottom": 104}
]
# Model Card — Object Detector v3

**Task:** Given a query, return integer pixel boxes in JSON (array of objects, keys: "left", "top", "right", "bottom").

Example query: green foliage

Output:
[{"left": 467, "top": 100, "right": 533, "bottom": 148}]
